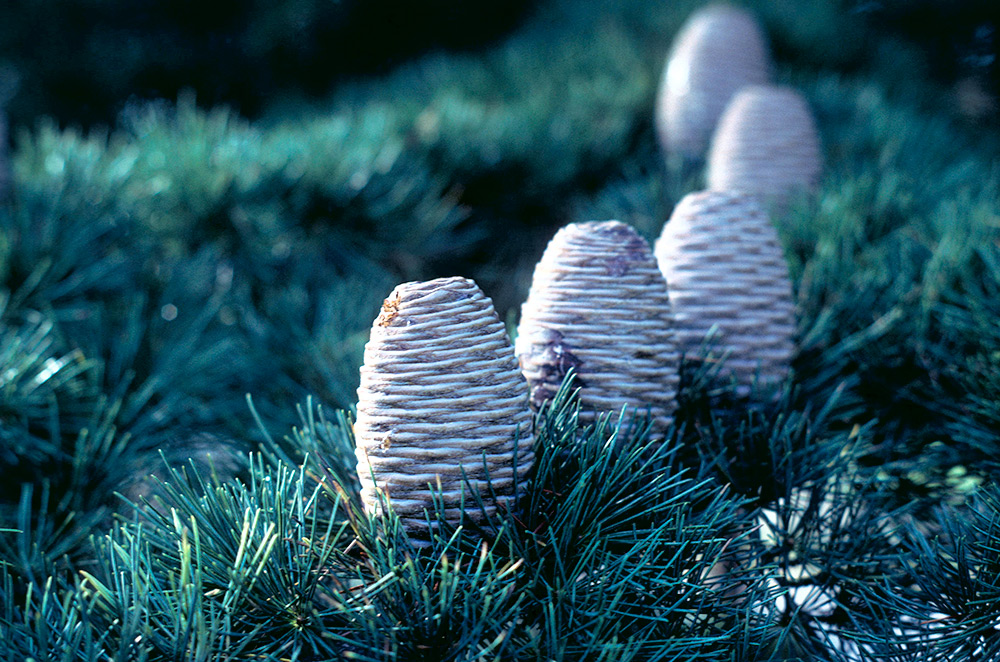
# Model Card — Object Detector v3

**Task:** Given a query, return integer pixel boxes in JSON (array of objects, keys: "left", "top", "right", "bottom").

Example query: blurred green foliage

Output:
[
  {"left": 1, "top": 0, "right": 996, "bottom": 132},
  {"left": 0, "top": 0, "right": 998, "bottom": 658},
  {"left": 0, "top": 0, "right": 535, "bottom": 127}
]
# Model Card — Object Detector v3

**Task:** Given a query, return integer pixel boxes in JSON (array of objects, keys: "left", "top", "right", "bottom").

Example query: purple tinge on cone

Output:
[
  {"left": 706, "top": 84, "right": 822, "bottom": 212},
  {"left": 655, "top": 191, "right": 795, "bottom": 393},
  {"left": 354, "top": 276, "right": 534, "bottom": 533},
  {"left": 516, "top": 221, "right": 680, "bottom": 433},
  {"left": 655, "top": 4, "right": 771, "bottom": 161}
]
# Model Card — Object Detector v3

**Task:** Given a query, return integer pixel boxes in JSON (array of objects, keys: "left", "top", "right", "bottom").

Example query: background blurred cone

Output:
[
  {"left": 655, "top": 190, "right": 795, "bottom": 393},
  {"left": 516, "top": 221, "right": 680, "bottom": 433},
  {"left": 354, "top": 276, "right": 534, "bottom": 533},
  {"left": 706, "top": 84, "right": 822, "bottom": 214},
  {"left": 655, "top": 4, "right": 771, "bottom": 163}
]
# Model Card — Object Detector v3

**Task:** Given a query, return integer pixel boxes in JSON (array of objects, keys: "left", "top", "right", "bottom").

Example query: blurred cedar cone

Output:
[
  {"left": 516, "top": 221, "right": 680, "bottom": 434},
  {"left": 706, "top": 84, "right": 822, "bottom": 214},
  {"left": 655, "top": 191, "right": 795, "bottom": 394},
  {"left": 655, "top": 4, "right": 772, "bottom": 163},
  {"left": 354, "top": 276, "right": 534, "bottom": 534}
]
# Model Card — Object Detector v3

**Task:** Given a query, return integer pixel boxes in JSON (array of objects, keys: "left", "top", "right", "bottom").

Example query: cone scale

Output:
[
  {"left": 706, "top": 84, "right": 822, "bottom": 213},
  {"left": 655, "top": 191, "right": 795, "bottom": 392},
  {"left": 655, "top": 4, "right": 771, "bottom": 162},
  {"left": 354, "top": 276, "right": 534, "bottom": 533},
  {"left": 516, "top": 221, "right": 680, "bottom": 433}
]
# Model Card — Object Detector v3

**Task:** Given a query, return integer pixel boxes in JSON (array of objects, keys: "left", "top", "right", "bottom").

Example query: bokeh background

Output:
[{"left": 2, "top": 0, "right": 998, "bottom": 130}]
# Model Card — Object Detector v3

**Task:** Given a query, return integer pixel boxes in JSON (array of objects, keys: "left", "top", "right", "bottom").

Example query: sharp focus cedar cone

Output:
[
  {"left": 655, "top": 4, "right": 771, "bottom": 162},
  {"left": 655, "top": 191, "right": 795, "bottom": 392},
  {"left": 706, "top": 84, "right": 822, "bottom": 213},
  {"left": 516, "top": 221, "right": 680, "bottom": 433},
  {"left": 354, "top": 276, "right": 534, "bottom": 533}
]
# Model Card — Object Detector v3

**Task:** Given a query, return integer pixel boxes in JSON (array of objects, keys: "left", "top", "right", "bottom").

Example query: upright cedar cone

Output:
[
  {"left": 354, "top": 276, "right": 534, "bottom": 533},
  {"left": 516, "top": 221, "right": 680, "bottom": 433},
  {"left": 706, "top": 84, "right": 822, "bottom": 213},
  {"left": 655, "top": 191, "right": 795, "bottom": 392},
  {"left": 655, "top": 4, "right": 771, "bottom": 162}
]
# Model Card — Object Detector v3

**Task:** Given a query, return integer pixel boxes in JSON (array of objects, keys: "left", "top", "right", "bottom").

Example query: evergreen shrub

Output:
[{"left": 0, "top": 0, "right": 998, "bottom": 658}]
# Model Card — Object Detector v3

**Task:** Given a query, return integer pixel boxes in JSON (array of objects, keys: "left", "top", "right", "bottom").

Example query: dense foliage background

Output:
[
  {"left": 1, "top": 0, "right": 999, "bottom": 659},
  {"left": 0, "top": 0, "right": 535, "bottom": 126},
  {"left": 1, "top": 0, "right": 998, "bottom": 130}
]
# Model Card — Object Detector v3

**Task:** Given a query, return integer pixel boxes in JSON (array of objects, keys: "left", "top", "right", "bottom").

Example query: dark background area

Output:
[{"left": 0, "top": 0, "right": 535, "bottom": 128}]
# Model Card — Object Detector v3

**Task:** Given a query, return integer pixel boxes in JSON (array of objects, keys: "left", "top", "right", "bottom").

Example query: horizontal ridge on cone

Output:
[
  {"left": 516, "top": 221, "right": 680, "bottom": 433},
  {"left": 354, "top": 276, "right": 534, "bottom": 533},
  {"left": 706, "top": 84, "right": 822, "bottom": 213},
  {"left": 656, "top": 4, "right": 771, "bottom": 161},
  {"left": 655, "top": 191, "right": 796, "bottom": 393}
]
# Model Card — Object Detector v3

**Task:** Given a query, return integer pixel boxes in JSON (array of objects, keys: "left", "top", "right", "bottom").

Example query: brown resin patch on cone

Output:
[
  {"left": 354, "top": 276, "right": 534, "bottom": 533},
  {"left": 706, "top": 84, "right": 822, "bottom": 213},
  {"left": 655, "top": 4, "right": 771, "bottom": 162},
  {"left": 516, "top": 221, "right": 680, "bottom": 433},
  {"left": 656, "top": 191, "right": 795, "bottom": 393}
]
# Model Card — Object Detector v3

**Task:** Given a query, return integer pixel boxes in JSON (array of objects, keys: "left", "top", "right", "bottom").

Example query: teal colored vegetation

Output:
[{"left": 1, "top": 0, "right": 1000, "bottom": 659}]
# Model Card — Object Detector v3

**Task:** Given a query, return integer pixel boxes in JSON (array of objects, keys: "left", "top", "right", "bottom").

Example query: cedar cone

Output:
[
  {"left": 354, "top": 276, "right": 534, "bottom": 533},
  {"left": 655, "top": 4, "right": 771, "bottom": 162},
  {"left": 655, "top": 191, "right": 795, "bottom": 393},
  {"left": 516, "top": 221, "right": 680, "bottom": 433},
  {"left": 706, "top": 84, "right": 822, "bottom": 213}
]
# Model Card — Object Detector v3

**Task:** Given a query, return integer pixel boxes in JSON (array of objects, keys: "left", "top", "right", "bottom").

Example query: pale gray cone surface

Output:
[
  {"left": 655, "top": 4, "right": 771, "bottom": 161},
  {"left": 706, "top": 84, "right": 822, "bottom": 212},
  {"left": 656, "top": 191, "right": 795, "bottom": 391},
  {"left": 516, "top": 221, "right": 680, "bottom": 433},
  {"left": 354, "top": 276, "right": 534, "bottom": 532}
]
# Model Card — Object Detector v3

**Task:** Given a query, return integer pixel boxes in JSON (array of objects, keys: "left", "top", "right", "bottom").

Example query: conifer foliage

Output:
[{"left": 1, "top": 0, "right": 1000, "bottom": 659}]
